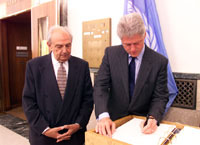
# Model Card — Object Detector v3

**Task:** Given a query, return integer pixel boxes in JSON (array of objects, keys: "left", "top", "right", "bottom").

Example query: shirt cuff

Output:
[
  {"left": 98, "top": 112, "right": 110, "bottom": 120},
  {"left": 42, "top": 127, "right": 50, "bottom": 134}
]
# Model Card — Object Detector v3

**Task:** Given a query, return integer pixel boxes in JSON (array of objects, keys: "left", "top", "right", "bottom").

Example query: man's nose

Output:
[
  {"left": 130, "top": 44, "right": 136, "bottom": 51},
  {"left": 62, "top": 46, "right": 70, "bottom": 52}
]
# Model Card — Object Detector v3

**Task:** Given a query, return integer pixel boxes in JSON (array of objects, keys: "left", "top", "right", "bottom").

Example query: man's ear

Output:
[
  {"left": 46, "top": 42, "right": 52, "bottom": 52},
  {"left": 47, "top": 41, "right": 51, "bottom": 47},
  {"left": 144, "top": 32, "right": 146, "bottom": 38}
]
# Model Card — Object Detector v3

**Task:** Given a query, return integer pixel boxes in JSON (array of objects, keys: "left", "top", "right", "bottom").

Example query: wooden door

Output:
[
  {"left": 6, "top": 13, "right": 32, "bottom": 107},
  {"left": 0, "top": 11, "right": 32, "bottom": 110}
]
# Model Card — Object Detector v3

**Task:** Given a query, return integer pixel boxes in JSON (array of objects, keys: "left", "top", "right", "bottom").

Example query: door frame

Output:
[{"left": 0, "top": 20, "right": 11, "bottom": 111}]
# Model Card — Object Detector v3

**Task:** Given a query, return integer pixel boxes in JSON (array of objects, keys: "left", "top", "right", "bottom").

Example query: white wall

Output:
[
  {"left": 68, "top": 0, "right": 200, "bottom": 74},
  {"left": 67, "top": 0, "right": 124, "bottom": 58},
  {"left": 156, "top": 0, "right": 200, "bottom": 73}
]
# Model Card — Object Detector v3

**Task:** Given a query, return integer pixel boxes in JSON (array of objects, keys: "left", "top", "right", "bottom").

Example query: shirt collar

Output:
[{"left": 51, "top": 52, "right": 60, "bottom": 66}]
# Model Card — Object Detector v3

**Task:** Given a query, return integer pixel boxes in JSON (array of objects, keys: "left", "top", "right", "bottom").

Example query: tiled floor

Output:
[
  {"left": 0, "top": 111, "right": 29, "bottom": 145},
  {"left": 0, "top": 113, "right": 29, "bottom": 138},
  {"left": 0, "top": 125, "right": 29, "bottom": 145}
]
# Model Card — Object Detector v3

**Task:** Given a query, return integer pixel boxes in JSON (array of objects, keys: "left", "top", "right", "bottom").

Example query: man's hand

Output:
[
  {"left": 43, "top": 126, "right": 65, "bottom": 139},
  {"left": 95, "top": 117, "right": 116, "bottom": 137},
  {"left": 56, "top": 124, "right": 80, "bottom": 143},
  {"left": 140, "top": 118, "right": 158, "bottom": 134}
]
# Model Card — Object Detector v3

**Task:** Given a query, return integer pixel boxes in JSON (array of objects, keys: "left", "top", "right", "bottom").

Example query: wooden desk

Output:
[{"left": 85, "top": 115, "right": 186, "bottom": 145}]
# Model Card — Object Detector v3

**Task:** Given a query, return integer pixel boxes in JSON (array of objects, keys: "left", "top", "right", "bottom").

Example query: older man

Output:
[
  {"left": 94, "top": 13, "right": 169, "bottom": 136},
  {"left": 23, "top": 25, "right": 93, "bottom": 145}
]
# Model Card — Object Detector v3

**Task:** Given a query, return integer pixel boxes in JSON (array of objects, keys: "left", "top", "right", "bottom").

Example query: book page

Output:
[
  {"left": 171, "top": 126, "right": 200, "bottom": 145},
  {"left": 112, "top": 118, "right": 176, "bottom": 145}
]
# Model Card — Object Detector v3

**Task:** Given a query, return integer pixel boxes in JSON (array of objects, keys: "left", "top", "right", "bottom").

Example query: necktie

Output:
[
  {"left": 57, "top": 63, "right": 67, "bottom": 100},
  {"left": 129, "top": 57, "right": 135, "bottom": 101}
]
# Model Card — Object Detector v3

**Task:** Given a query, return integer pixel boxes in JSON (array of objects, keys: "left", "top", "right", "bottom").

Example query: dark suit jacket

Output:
[
  {"left": 94, "top": 45, "right": 169, "bottom": 122},
  {"left": 22, "top": 53, "right": 93, "bottom": 145}
]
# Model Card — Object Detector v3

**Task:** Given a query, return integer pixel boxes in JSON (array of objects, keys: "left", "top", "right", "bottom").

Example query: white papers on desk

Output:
[
  {"left": 171, "top": 126, "right": 200, "bottom": 145},
  {"left": 112, "top": 118, "right": 176, "bottom": 145}
]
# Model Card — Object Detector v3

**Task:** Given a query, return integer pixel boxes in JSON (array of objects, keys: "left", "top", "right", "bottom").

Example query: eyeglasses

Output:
[{"left": 157, "top": 128, "right": 180, "bottom": 145}]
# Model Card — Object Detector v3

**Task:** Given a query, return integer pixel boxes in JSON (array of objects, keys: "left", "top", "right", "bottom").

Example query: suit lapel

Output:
[
  {"left": 118, "top": 46, "right": 130, "bottom": 101},
  {"left": 40, "top": 54, "right": 63, "bottom": 104},
  {"left": 132, "top": 46, "right": 152, "bottom": 101}
]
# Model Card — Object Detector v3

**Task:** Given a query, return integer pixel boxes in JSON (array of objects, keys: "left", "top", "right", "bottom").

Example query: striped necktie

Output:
[{"left": 57, "top": 63, "right": 67, "bottom": 100}]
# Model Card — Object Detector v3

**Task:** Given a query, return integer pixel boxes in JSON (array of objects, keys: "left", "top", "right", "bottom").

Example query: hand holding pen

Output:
[{"left": 140, "top": 115, "right": 158, "bottom": 134}]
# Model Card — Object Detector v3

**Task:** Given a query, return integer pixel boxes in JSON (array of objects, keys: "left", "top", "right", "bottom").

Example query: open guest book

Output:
[
  {"left": 85, "top": 115, "right": 200, "bottom": 145},
  {"left": 112, "top": 118, "right": 178, "bottom": 145}
]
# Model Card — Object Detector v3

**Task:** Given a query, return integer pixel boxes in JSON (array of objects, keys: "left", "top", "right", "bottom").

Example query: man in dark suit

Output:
[
  {"left": 22, "top": 26, "right": 93, "bottom": 145},
  {"left": 94, "top": 13, "right": 169, "bottom": 136}
]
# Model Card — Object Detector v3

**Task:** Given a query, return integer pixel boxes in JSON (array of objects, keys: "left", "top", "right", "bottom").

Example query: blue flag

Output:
[{"left": 124, "top": 0, "right": 178, "bottom": 113}]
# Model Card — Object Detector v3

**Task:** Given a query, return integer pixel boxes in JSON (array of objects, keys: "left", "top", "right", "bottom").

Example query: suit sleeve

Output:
[
  {"left": 75, "top": 62, "right": 94, "bottom": 128},
  {"left": 22, "top": 62, "right": 49, "bottom": 135},
  {"left": 148, "top": 58, "right": 169, "bottom": 122},
  {"left": 93, "top": 48, "right": 111, "bottom": 118}
]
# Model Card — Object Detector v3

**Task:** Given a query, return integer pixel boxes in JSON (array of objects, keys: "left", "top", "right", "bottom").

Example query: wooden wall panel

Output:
[
  {"left": 0, "top": 0, "right": 31, "bottom": 18},
  {"left": 31, "top": 0, "right": 57, "bottom": 58}
]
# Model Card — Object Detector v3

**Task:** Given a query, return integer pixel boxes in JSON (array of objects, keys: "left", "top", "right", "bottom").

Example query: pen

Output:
[
  {"left": 143, "top": 116, "right": 149, "bottom": 127},
  {"left": 143, "top": 115, "right": 155, "bottom": 127}
]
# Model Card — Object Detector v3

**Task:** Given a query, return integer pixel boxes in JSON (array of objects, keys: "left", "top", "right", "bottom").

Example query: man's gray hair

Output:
[
  {"left": 47, "top": 25, "right": 73, "bottom": 44},
  {"left": 117, "top": 13, "right": 146, "bottom": 39}
]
